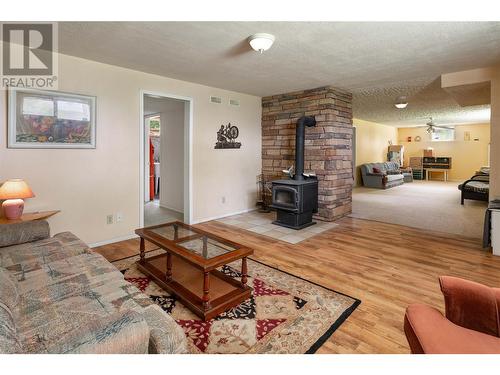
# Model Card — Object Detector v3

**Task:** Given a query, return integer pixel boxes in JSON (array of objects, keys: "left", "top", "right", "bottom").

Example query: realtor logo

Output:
[{"left": 1, "top": 22, "right": 58, "bottom": 89}]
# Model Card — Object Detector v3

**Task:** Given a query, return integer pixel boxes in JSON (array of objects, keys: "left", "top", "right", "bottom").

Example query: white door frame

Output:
[{"left": 139, "top": 90, "right": 193, "bottom": 226}]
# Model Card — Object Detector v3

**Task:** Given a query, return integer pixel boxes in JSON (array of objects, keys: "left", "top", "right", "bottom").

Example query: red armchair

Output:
[{"left": 404, "top": 276, "right": 500, "bottom": 354}]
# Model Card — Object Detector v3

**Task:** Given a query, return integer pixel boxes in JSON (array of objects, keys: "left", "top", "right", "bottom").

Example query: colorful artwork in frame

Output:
[{"left": 8, "top": 88, "right": 96, "bottom": 149}]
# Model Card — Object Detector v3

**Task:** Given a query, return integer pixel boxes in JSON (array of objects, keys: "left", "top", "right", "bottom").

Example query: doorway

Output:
[{"left": 140, "top": 91, "right": 192, "bottom": 227}]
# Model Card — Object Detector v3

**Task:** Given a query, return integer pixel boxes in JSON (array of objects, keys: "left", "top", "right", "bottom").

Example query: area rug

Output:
[{"left": 112, "top": 251, "right": 360, "bottom": 354}]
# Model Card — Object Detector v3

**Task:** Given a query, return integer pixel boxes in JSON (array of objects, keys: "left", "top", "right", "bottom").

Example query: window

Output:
[
  {"left": 11, "top": 89, "right": 96, "bottom": 148},
  {"left": 431, "top": 128, "right": 455, "bottom": 142},
  {"left": 22, "top": 96, "right": 54, "bottom": 116},
  {"left": 22, "top": 96, "right": 90, "bottom": 121},
  {"left": 56, "top": 100, "right": 90, "bottom": 121}
]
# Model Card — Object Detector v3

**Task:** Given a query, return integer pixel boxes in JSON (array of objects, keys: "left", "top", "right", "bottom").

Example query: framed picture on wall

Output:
[{"left": 7, "top": 88, "right": 96, "bottom": 149}]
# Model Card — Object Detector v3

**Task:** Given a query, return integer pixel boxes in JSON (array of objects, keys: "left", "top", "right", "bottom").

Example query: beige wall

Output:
[
  {"left": 397, "top": 123, "right": 490, "bottom": 181},
  {"left": 155, "top": 99, "right": 185, "bottom": 213},
  {"left": 0, "top": 53, "right": 262, "bottom": 245},
  {"left": 442, "top": 66, "right": 500, "bottom": 199},
  {"left": 353, "top": 118, "right": 398, "bottom": 186}
]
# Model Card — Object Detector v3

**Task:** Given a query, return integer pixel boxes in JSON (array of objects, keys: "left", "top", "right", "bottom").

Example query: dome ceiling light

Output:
[
  {"left": 248, "top": 33, "right": 275, "bottom": 53},
  {"left": 394, "top": 96, "right": 408, "bottom": 109}
]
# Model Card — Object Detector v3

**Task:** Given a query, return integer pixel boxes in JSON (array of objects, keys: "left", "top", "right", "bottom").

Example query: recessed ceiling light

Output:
[
  {"left": 248, "top": 33, "right": 275, "bottom": 53},
  {"left": 394, "top": 96, "right": 408, "bottom": 109}
]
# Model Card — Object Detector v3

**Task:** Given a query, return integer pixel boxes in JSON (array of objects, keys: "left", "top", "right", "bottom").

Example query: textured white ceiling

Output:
[
  {"left": 352, "top": 76, "right": 491, "bottom": 127},
  {"left": 58, "top": 22, "right": 500, "bottom": 126}
]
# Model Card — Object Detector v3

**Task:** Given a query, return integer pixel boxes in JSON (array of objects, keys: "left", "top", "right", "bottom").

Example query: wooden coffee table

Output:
[{"left": 135, "top": 221, "right": 253, "bottom": 321}]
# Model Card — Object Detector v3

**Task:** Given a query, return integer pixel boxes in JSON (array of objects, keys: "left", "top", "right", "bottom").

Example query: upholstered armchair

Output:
[{"left": 404, "top": 276, "right": 500, "bottom": 354}]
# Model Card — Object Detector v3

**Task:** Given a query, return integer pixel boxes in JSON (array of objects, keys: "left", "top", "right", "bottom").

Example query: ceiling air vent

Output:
[
  {"left": 210, "top": 96, "right": 222, "bottom": 104},
  {"left": 229, "top": 99, "right": 240, "bottom": 107}
]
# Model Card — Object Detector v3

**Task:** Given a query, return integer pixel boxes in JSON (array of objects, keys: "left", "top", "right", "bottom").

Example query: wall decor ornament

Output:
[
  {"left": 8, "top": 88, "right": 96, "bottom": 149},
  {"left": 214, "top": 123, "right": 241, "bottom": 149},
  {"left": 415, "top": 136, "right": 421, "bottom": 142}
]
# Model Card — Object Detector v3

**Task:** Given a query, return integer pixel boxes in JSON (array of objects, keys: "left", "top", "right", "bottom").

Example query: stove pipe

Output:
[{"left": 294, "top": 116, "right": 316, "bottom": 180}]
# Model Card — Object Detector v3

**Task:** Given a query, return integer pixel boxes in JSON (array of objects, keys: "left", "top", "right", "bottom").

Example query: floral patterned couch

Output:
[{"left": 0, "top": 220, "right": 187, "bottom": 354}]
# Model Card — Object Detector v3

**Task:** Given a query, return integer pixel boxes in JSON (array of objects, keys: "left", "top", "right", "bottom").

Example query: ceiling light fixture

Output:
[
  {"left": 248, "top": 33, "right": 275, "bottom": 53},
  {"left": 394, "top": 96, "right": 408, "bottom": 109}
]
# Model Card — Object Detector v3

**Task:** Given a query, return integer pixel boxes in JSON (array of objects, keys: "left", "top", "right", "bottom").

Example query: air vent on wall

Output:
[
  {"left": 229, "top": 99, "right": 240, "bottom": 107},
  {"left": 210, "top": 96, "right": 222, "bottom": 104}
]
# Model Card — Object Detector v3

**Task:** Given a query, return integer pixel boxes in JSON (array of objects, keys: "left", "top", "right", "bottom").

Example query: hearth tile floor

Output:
[{"left": 216, "top": 211, "right": 339, "bottom": 244}]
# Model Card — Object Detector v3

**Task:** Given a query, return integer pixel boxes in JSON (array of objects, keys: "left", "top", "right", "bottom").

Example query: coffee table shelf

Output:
[{"left": 135, "top": 221, "right": 253, "bottom": 321}]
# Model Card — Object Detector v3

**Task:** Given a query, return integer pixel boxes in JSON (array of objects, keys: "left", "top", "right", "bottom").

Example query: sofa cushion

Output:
[
  {"left": 0, "top": 231, "right": 90, "bottom": 278},
  {"left": 15, "top": 252, "right": 124, "bottom": 295},
  {"left": 15, "top": 274, "right": 145, "bottom": 352},
  {"left": 0, "top": 220, "right": 50, "bottom": 248},
  {"left": 384, "top": 161, "right": 401, "bottom": 171},
  {"left": 458, "top": 181, "right": 489, "bottom": 194},
  {"left": 20, "top": 308, "right": 150, "bottom": 354},
  {"left": 386, "top": 174, "right": 404, "bottom": 182},
  {"left": 0, "top": 267, "right": 19, "bottom": 309},
  {"left": 0, "top": 301, "right": 21, "bottom": 353},
  {"left": 361, "top": 163, "right": 385, "bottom": 175},
  {"left": 405, "top": 304, "right": 500, "bottom": 354}
]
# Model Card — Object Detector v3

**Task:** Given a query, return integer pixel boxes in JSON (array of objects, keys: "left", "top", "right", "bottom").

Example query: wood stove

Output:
[{"left": 270, "top": 116, "right": 318, "bottom": 229}]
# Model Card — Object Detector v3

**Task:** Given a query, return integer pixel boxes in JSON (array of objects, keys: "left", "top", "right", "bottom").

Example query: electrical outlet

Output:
[
  {"left": 221, "top": 196, "right": 226, "bottom": 204},
  {"left": 116, "top": 212, "right": 124, "bottom": 222},
  {"left": 106, "top": 214, "right": 114, "bottom": 225}
]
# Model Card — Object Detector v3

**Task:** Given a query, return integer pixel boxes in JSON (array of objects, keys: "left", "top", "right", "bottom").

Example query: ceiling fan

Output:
[{"left": 419, "top": 117, "right": 454, "bottom": 134}]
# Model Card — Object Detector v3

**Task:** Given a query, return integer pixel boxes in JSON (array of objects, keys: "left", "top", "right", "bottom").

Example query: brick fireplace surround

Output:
[{"left": 262, "top": 86, "right": 353, "bottom": 221}]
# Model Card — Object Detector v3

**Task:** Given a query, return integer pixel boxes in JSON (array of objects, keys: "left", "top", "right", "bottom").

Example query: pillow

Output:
[
  {"left": 372, "top": 167, "right": 381, "bottom": 174},
  {"left": 387, "top": 170, "right": 401, "bottom": 175},
  {"left": 0, "top": 220, "right": 50, "bottom": 248}
]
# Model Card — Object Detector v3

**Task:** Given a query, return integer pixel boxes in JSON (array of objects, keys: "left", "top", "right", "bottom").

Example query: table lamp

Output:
[{"left": 0, "top": 179, "right": 35, "bottom": 220}]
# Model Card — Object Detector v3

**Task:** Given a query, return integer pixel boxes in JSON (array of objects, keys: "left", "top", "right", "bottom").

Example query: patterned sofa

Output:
[
  {"left": 0, "top": 220, "right": 187, "bottom": 354},
  {"left": 360, "top": 162, "right": 405, "bottom": 189}
]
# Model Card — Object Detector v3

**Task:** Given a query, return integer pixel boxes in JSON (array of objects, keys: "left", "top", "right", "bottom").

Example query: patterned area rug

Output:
[{"left": 112, "top": 251, "right": 360, "bottom": 354}]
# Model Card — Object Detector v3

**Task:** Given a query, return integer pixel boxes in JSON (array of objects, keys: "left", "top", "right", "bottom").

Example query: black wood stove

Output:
[{"left": 270, "top": 116, "right": 318, "bottom": 229}]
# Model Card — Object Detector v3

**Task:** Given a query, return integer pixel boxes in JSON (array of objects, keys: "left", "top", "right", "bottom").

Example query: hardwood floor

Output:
[{"left": 93, "top": 217, "right": 500, "bottom": 353}]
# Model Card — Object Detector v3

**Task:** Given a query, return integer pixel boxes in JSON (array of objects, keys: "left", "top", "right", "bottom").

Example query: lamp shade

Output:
[{"left": 0, "top": 179, "right": 35, "bottom": 200}]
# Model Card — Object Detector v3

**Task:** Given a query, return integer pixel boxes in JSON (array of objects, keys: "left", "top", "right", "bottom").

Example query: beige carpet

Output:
[{"left": 351, "top": 181, "right": 487, "bottom": 239}]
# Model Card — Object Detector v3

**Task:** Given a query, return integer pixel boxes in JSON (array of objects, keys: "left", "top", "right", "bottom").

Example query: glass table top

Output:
[
  {"left": 145, "top": 222, "right": 240, "bottom": 259},
  {"left": 177, "top": 236, "right": 238, "bottom": 259},
  {"left": 149, "top": 223, "right": 197, "bottom": 241}
]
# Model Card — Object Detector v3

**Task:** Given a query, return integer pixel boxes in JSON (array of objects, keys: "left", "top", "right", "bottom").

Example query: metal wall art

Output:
[{"left": 215, "top": 123, "right": 241, "bottom": 149}]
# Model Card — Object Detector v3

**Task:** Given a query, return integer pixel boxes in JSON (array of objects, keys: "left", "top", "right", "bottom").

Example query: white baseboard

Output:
[
  {"left": 89, "top": 233, "right": 138, "bottom": 248},
  {"left": 90, "top": 207, "right": 257, "bottom": 246},
  {"left": 192, "top": 207, "right": 258, "bottom": 224},
  {"left": 158, "top": 203, "right": 184, "bottom": 215}
]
